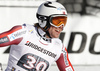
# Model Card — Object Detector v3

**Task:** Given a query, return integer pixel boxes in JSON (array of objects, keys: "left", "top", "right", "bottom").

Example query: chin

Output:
[
  {"left": 51, "top": 34, "right": 59, "bottom": 38},
  {"left": 54, "top": 35, "right": 59, "bottom": 38}
]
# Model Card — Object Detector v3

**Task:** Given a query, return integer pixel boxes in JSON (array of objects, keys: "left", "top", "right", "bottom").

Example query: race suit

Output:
[{"left": 0, "top": 24, "right": 74, "bottom": 71}]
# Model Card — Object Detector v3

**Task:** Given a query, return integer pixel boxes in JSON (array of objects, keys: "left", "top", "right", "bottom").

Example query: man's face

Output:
[{"left": 48, "top": 25, "right": 63, "bottom": 38}]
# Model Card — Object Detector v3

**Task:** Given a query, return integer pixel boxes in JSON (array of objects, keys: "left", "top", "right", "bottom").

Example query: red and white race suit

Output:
[{"left": 0, "top": 24, "right": 74, "bottom": 71}]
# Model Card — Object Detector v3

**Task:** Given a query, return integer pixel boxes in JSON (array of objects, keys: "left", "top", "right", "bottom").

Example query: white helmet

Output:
[{"left": 36, "top": 1, "right": 67, "bottom": 31}]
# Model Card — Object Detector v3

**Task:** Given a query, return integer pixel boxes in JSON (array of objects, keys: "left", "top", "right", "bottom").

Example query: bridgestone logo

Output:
[
  {"left": 0, "top": 37, "right": 9, "bottom": 44},
  {"left": 25, "top": 41, "right": 57, "bottom": 58}
]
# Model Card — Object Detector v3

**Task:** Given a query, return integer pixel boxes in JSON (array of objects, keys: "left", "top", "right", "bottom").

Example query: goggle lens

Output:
[{"left": 51, "top": 16, "right": 67, "bottom": 27}]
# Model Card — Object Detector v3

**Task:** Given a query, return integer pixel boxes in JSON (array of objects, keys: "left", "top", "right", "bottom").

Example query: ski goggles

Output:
[
  {"left": 37, "top": 14, "right": 67, "bottom": 27},
  {"left": 50, "top": 15, "right": 67, "bottom": 27}
]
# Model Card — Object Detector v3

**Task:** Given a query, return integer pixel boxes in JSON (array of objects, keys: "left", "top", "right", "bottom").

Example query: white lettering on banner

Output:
[{"left": 65, "top": 66, "right": 73, "bottom": 71}]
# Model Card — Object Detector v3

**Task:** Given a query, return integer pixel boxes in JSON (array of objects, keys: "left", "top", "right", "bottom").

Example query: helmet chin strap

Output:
[
  {"left": 40, "top": 26, "right": 52, "bottom": 38},
  {"left": 39, "top": 19, "right": 51, "bottom": 38},
  {"left": 46, "top": 30, "right": 52, "bottom": 38},
  {"left": 38, "top": 24, "right": 52, "bottom": 38},
  {"left": 44, "top": 22, "right": 52, "bottom": 38}
]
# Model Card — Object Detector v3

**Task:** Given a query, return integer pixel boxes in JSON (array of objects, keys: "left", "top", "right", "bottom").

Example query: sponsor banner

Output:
[{"left": 62, "top": 15, "right": 100, "bottom": 65}]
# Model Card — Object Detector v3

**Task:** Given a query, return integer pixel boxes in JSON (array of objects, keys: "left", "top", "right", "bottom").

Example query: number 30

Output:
[
  {"left": 17, "top": 53, "right": 49, "bottom": 71},
  {"left": 23, "top": 55, "right": 47, "bottom": 71}
]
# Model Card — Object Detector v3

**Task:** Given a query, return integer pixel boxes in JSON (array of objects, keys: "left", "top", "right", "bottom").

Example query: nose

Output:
[{"left": 59, "top": 25, "right": 64, "bottom": 30}]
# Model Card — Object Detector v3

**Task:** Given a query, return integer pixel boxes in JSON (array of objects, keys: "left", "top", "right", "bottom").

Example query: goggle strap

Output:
[{"left": 36, "top": 13, "right": 49, "bottom": 21}]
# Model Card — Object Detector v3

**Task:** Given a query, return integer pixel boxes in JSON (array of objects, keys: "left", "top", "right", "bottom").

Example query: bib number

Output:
[{"left": 17, "top": 53, "right": 49, "bottom": 71}]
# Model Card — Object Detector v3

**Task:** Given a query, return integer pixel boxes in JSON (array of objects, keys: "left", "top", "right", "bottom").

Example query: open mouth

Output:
[{"left": 55, "top": 29, "right": 60, "bottom": 34}]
